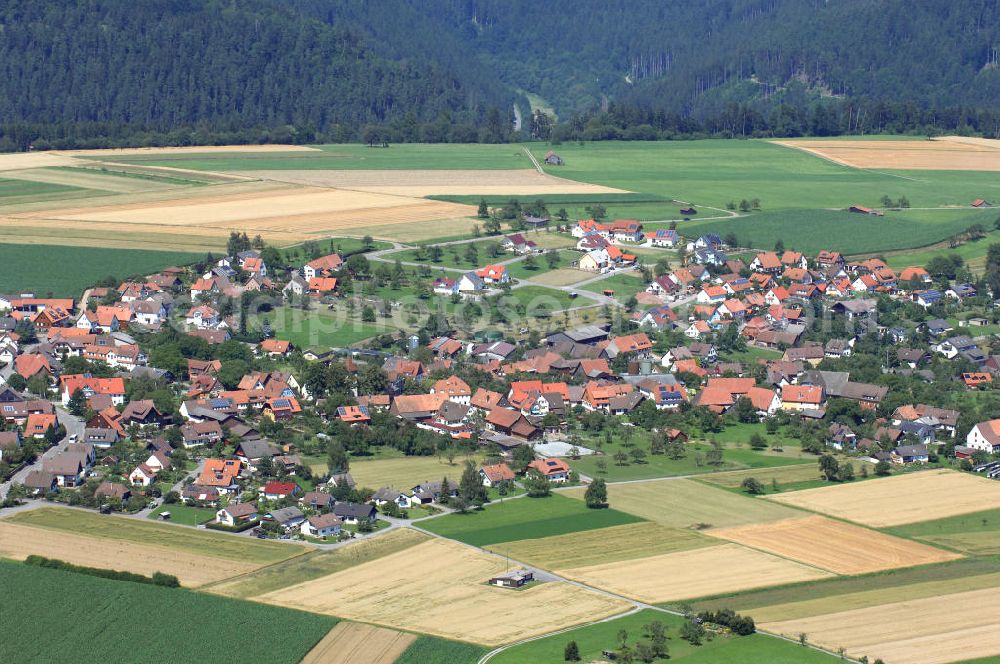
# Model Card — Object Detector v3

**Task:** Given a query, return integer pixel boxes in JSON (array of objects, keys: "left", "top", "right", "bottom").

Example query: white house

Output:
[
  {"left": 128, "top": 463, "right": 156, "bottom": 487},
  {"left": 185, "top": 305, "right": 220, "bottom": 329},
  {"left": 966, "top": 419, "right": 1000, "bottom": 453},
  {"left": 300, "top": 513, "right": 343, "bottom": 538}
]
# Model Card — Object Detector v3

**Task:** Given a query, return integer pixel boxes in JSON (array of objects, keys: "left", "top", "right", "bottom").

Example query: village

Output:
[{"left": 1, "top": 201, "right": 1000, "bottom": 549}]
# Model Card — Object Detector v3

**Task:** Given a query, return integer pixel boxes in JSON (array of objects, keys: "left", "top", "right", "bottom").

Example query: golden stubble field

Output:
[
  {"left": 300, "top": 622, "right": 415, "bottom": 664},
  {"left": 258, "top": 536, "right": 631, "bottom": 646},
  {"left": 241, "top": 168, "right": 626, "bottom": 196},
  {"left": 776, "top": 136, "right": 1000, "bottom": 171},
  {"left": 0, "top": 521, "right": 259, "bottom": 586},
  {"left": 763, "top": 586, "right": 1000, "bottom": 664},
  {"left": 556, "top": 543, "right": 832, "bottom": 604},
  {"left": 708, "top": 515, "right": 960, "bottom": 574},
  {"left": 765, "top": 469, "right": 1000, "bottom": 527}
]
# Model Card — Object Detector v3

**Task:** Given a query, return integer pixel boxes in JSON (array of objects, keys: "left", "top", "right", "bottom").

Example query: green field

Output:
[
  {"left": 490, "top": 609, "right": 838, "bottom": 664},
  {"left": 91, "top": 143, "right": 535, "bottom": 171},
  {"left": 0, "top": 561, "right": 335, "bottom": 664},
  {"left": 0, "top": 177, "right": 87, "bottom": 203},
  {"left": 506, "top": 250, "right": 579, "bottom": 280},
  {"left": 532, "top": 140, "right": 1000, "bottom": 211},
  {"left": 884, "top": 230, "right": 1000, "bottom": 272},
  {"left": 677, "top": 207, "right": 999, "bottom": 255},
  {"left": 0, "top": 244, "right": 201, "bottom": 297},
  {"left": 396, "top": 635, "right": 488, "bottom": 664},
  {"left": 419, "top": 493, "right": 643, "bottom": 547},
  {"left": 6, "top": 507, "right": 296, "bottom": 565},
  {"left": 886, "top": 507, "right": 1000, "bottom": 555}
]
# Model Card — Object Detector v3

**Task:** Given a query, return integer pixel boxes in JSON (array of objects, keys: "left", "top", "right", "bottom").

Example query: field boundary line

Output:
[{"left": 522, "top": 146, "right": 544, "bottom": 174}]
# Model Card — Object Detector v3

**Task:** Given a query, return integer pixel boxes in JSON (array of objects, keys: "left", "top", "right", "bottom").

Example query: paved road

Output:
[{"left": 0, "top": 406, "right": 84, "bottom": 501}]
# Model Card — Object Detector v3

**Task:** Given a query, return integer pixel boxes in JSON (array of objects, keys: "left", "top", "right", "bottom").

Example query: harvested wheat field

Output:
[
  {"left": 0, "top": 152, "right": 80, "bottom": 171},
  {"left": 3, "top": 182, "right": 474, "bottom": 247},
  {"left": 301, "top": 622, "right": 415, "bottom": 664},
  {"left": 0, "top": 521, "right": 256, "bottom": 586},
  {"left": 777, "top": 136, "right": 1000, "bottom": 171},
  {"left": 766, "top": 469, "right": 1000, "bottom": 527},
  {"left": 242, "top": 169, "right": 627, "bottom": 196},
  {"left": 564, "top": 478, "right": 804, "bottom": 529},
  {"left": 259, "top": 537, "right": 630, "bottom": 646},
  {"left": 762, "top": 586, "right": 1000, "bottom": 664},
  {"left": 487, "top": 522, "right": 714, "bottom": 570},
  {"left": 708, "top": 516, "right": 960, "bottom": 574},
  {"left": 558, "top": 543, "right": 831, "bottom": 604},
  {"left": 699, "top": 463, "right": 823, "bottom": 489}
]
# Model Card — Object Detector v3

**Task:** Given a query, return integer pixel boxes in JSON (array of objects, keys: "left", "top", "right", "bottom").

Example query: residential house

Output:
[
  {"left": 301, "top": 513, "right": 343, "bottom": 538},
  {"left": 527, "top": 458, "right": 571, "bottom": 483},
  {"left": 216, "top": 502, "right": 258, "bottom": 526}
]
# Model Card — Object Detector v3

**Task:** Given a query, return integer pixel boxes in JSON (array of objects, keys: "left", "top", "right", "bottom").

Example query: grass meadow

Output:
[
  {"left": 490, "top": 608, "right": 839, "bottom": 663},
  {"left": 7, "top": 507, "right": 296, "bottom": 565},
  {"left": 419, "top": 493, "right": 643, "bottom": 547},
  {"left": 0, "top": 561, "right": 335, "bottom": 664},
  {"left": 0, "top": 244, "right": 201, "bottom": 297},
  {"left": 91, "top": 143, "right": 535, "bottom": 171}
]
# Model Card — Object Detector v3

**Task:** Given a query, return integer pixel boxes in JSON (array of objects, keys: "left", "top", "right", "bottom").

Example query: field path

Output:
[{"left": 522, "top": 146, "right": 544, "bottom": 173}]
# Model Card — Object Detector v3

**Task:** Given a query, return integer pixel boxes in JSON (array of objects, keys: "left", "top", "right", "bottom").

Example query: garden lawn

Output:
[
  {"left": 883, "top": 231, "right": 1000, "bottom": 273},
  {"left": 490, "top": 609, "right": 838, "bottom": 664},
  {"left": 588, "top": 272, "right": 650, "bottom": 300},
  {"left": 147, "top": 504, "right": 216, "bottom": 526},
  {"left": 506, "top": 250, "right": 578, "bottom": 280},
  {"left": 495, "top": 284, "right": 594, "bottom": 311},
  {"left": 0, "top": 244, "right": 201, "bottom": 297},
  {"left": 0, "top": 561, "right": 335, "bottom": 664},
  {"left": 394, "top": 635, "right": 488, "bottom": 664},
  {"left": 419, "top": 493, "right": 643, "bottom": 547},
  {"left": 92, "top": 144, "right": 534, "bottom": 171}
]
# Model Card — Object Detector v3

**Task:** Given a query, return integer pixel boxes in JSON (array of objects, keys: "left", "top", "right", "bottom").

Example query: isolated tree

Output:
[
  {"left": 774, "top": 239, "right": 785, "bottom": 254},
  {"left": 749, "top": 432, "right": 768, "bottom": 450},
  {"left": 564, "top": 640, "right": 580, "bottom": 661},
  {"left": 613, "top": 450, "right": 629, "bottom": 466},
  {"left": 459, "top": 460, "right": 488, "bottom": 507},
  {"left": 477, "top": 198, "right": 489, "bottom": 218},
  {"left": 741, "top": 477, "right": 764, "bottom": 495},
  {"left": 739, "top": 198, "right": 751, "bottom": 212},
  {"left": 524, "top": 471, "right": 551, "bottom": 497},
  {"left": 523, "top": 253, "right": 538, "bottom": 270},
  {"left": 875, "top": 460, "right": 892, "bottom": 476},
  {"left": 880, "top": 194, "right": 893, "bottom": 208},
  {"left": 585, "top": 478, "right": 608, "bottom": 508},
  {"left": 327, "top": 441, "right": 349, "bottom": 474},
  {"left": 546, "top": 249, "right": 560, "bottom": 269},
  {"left": 839, "top": 462, "right": 855, "bottom": 481},
  {"left": 439, "top": 477, "right": 452, "bottom": 506},
  {"left": 819, "top": 454, "right": 840, "bottom": 481}
]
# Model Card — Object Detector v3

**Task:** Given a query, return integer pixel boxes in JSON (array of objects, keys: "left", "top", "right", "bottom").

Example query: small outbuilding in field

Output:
[
  {"left": 488, "top": 568, "right": 535, "bottom": 588},
  {"left": 544, "top": 151, "right": 564, "bottom": 165},
  {"left": 972, "top": 198, "right": 992, "bottom": 207},
  {"left": 848, "top": 205, "right": 884, "bottom": 216}
]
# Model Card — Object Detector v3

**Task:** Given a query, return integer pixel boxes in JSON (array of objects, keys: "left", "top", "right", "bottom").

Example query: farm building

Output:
[
  {"left": 489, "top": 569, "right": 535, "bottom": 588},
  {"left": 543, "top": 151, "right": 564, "bottom": 165}
]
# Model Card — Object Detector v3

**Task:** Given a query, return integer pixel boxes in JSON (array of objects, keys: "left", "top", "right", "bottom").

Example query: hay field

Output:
[
  {"left": 0, "top": 521, "right": 257, "bottom": 587},
  {"left": 557, "top": 543, "right": 831, "bottom": 603},
  {"left": 529, "top": 268, "right": 590, "bottom": 287},
  {"left": 0, "top": 152, "right": 80, "bottom": 171},
  {"left": 301, "top": 622, "right": 415, "bottom": 664},
  {"left": 242, "top": 168, "right": 627, "bottom": 196},
  {"left": 1, "top": 167, "right": 184, "bottom": 194},
  {"left": 708, "top": 516, "right": 960, "bottom": 574},
  {"left": 487, "top": 522, "right": 714, "bottom": 570},
  {"left": 259, "top": 538, "right": 631, "bottom": 646},
  {"left": 698, "top": 463, "right": 823, "bottom": 489},
  {"left": 765, "top": 469, "right": 1000, "bottom": 527},
  {"left": 763, "top": 586, "right": 1000, "bottom": 664},
  {"left": 209, "top": 528, "right": 429, "bottom": 599},
  {"left": 776, "top": 136, "right": 1000, "bottom": 171},
  {"left": 338, "top": 454, "right": 484, "bottom": 491},
  {"left": 564, "top": 478, "right": 804, "bottom": 529}
]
